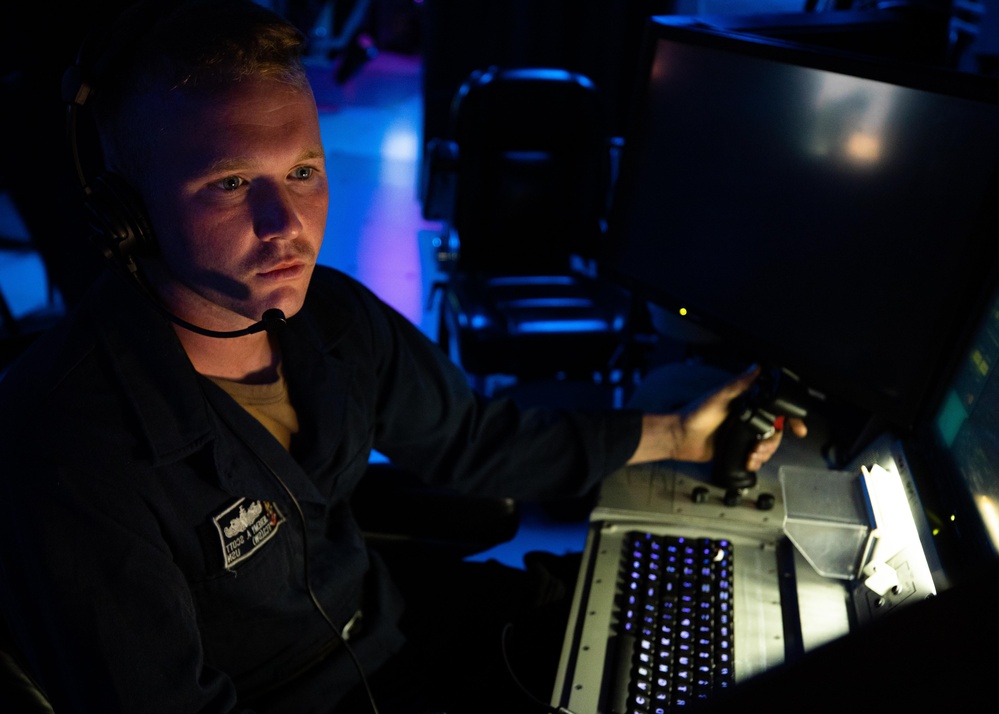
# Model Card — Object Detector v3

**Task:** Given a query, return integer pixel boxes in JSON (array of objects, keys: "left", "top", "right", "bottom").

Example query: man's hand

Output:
[{"left": 627, "top": 365, "right": 807, "bottom": 468}]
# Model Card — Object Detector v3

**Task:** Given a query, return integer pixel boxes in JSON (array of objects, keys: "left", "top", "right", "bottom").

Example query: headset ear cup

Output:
[{"left": 84, "top": 172, "right": 156, "bottom": 266}]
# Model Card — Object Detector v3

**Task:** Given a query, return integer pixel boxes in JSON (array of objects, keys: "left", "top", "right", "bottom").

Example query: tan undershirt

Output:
[{"left": 207, "top": 365, "right": 299, "bottom": 450}]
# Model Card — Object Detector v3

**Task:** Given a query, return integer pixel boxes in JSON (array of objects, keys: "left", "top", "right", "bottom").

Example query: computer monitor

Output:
[
  {"left": 905, "top": 262, "right": 999, "bottom": 577},
  {"left": 605, "top": 17, "right": 999, "bottom": 435}
]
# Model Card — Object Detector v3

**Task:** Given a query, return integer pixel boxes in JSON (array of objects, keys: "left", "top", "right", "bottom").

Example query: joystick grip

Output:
[
  {"left": 711, "top": 366, "right": 809, "bottom": 492},
  {"left": 712, "top": 406, "right": 774, "bottom": 490}
]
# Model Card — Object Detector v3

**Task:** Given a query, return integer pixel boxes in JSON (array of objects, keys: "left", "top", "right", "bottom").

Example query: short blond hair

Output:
[{"left": 89, "top": 0, "right": 308, "bottom": 179}]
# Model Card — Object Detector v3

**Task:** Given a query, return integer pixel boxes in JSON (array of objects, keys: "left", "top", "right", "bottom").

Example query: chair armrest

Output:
[{"left": 352, "top": 462, "right": 521, "bottom": 559}]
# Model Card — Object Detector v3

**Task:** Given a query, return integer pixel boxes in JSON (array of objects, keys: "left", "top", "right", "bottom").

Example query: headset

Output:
[
  {"left": 60, "top": 2, "right": 285, "bottom": 338},
  {"left": 62, "top": 2, "right": 159, "bottom": 273}
]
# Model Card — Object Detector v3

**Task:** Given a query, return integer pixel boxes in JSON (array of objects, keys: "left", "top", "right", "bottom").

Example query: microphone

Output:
[
  {"left": 164, "top": 307, "right": 288, "bottom": 338},
  {"left": 122, "top": 264, "right": 288, "bottom": 338}
]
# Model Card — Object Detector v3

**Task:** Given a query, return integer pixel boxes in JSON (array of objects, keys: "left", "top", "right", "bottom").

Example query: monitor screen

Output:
[
  {"left": 929, "top": 273, "right": 999, "bottom": 560},
  {"left": 606, "top": 18, "right": 999, "bottom": 431}
]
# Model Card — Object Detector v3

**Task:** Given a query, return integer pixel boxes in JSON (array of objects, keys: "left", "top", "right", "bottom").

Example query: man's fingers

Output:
[{"left": 787, "top": 417, "right": 808, "bottom": 438}]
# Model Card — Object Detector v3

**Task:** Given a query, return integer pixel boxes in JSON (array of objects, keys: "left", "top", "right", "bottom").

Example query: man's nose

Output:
[{"left": 252, "top": 181, "right": 303, "bottom": 240}]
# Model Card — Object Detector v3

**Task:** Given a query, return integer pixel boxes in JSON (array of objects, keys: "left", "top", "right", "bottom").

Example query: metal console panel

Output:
[{"left": 593, "top": 461, "right": 787, "bottom": 541}]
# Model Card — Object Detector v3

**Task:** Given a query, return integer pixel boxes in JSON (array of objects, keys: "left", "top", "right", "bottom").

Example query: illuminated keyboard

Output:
[{"left": 610, "top": 532, "right": 735, "bottom": 712}]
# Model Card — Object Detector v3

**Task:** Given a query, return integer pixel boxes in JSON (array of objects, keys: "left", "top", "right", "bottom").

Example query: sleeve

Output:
[
  {"left": 0, "top": 452, "right": 247, "bottom": 714},
  {"left": 340, "top": 275, "right": 644, "bottom": 500}
]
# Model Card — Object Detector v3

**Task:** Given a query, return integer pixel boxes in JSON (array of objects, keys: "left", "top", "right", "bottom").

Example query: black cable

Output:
[
  {"left": 209, "top": 389, "right": 381, "bottom": 714},
  {"left": 500, "top": 622, "right": 576, "bottom": 714},
  {"left": 277, "top": 475, "right": 381, "bottom": 714}
]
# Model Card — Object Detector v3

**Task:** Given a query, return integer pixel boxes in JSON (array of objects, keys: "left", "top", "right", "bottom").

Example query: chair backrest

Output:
[{"left": 448, "top": 67, "right": 611, "bottom": 274}]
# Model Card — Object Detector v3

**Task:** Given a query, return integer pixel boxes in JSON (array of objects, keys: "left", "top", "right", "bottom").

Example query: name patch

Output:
[{"left": 212, "top": 498, "right": 286, "bottom": 570}]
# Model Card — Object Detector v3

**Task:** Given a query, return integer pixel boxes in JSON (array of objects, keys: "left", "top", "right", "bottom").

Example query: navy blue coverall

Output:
[{"left": 0, "top": 265, "right": 642, "bottom": 712}]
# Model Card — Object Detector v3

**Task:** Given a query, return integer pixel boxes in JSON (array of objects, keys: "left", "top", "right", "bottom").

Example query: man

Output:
[{"left": 0, "top": 1, "right": 803, "bottom": 712}]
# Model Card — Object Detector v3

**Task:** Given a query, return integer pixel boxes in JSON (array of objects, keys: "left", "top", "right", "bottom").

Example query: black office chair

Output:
[
  {"left": 422, "top": 66, "right": 648, "bottom": 396},
  {"left": 0, "top": 190, "right": 75, "bottom": 372}
]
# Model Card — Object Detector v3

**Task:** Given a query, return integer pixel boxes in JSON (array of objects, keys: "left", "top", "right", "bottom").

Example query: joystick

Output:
[{"left": 712, "top": 365, "right": 809, "bottom": 492}]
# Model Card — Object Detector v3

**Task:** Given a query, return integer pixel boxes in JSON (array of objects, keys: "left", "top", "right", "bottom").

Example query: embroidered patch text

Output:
[{"left": 212, "top": 498, "right": 286, "bottom": 570}]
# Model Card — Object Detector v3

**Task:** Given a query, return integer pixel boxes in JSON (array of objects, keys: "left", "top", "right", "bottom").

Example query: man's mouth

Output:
[{"left": 257, "top": 262, "right": 307, "bottom": 280}]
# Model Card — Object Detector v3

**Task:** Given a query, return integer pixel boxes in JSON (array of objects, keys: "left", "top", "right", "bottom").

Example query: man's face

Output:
[{"left": 135, "top": 77, "right": 328, "bottom": 327}]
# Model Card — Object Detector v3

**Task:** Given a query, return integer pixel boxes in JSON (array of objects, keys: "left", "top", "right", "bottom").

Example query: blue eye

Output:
[
  {"left": 219, "top": 176, "right": 244, "bottom": 191},
  {"left": 292, "top": 167, "right": 313, "bottom": 180}
]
